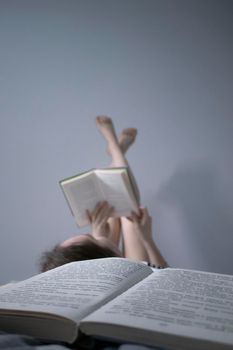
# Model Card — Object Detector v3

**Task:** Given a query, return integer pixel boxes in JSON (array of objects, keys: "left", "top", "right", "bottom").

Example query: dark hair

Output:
[{"left": 40, "top": 239, "right": 120, "bottom": 272}]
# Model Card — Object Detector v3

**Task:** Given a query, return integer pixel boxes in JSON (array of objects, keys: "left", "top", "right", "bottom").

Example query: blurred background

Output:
[{"left": 0, "top": 0, "right": 233, "bottom": 284}]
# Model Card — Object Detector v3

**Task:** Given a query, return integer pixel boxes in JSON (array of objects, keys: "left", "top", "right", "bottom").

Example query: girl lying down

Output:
[{"left": 40, "top": 116, "right": 168, "bottom": 272}]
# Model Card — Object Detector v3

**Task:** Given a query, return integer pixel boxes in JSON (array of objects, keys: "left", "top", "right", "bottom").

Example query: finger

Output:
[
  {"left": 86, "top": 210, "right": 92, "bottom": 223},
  {"left": 105, "top": 205, "right": 114, "bottom": 218},
  {"left": 98, "top": 204, "right": 114, "bottom": 225},
  {"left": 136, "top": 206, "right": 141, "bottom": 217},
  {"left": 93, "top": 201, "right": 106, "bottom": 221},
  {"left": 89, "top": 201, "right": 101, "bottom": 218},
  {"left": 134, "top": 207, "right": 144, "bottom": 225},
  {"left": 141, "top": 207, "right": 151, "bottom": 225},
  {"left": 130, "top": 211, "right": 140, "bottom": 223}
]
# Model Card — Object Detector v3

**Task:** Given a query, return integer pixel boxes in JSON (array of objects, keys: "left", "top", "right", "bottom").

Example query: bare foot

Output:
[
  {"left": 96, "top": 115, "right": 121, "bottom": 156},
  {"left": 96, "top": 116, "right": 118, "bottom": 143},
  {"left": 119, "top": 128, "right": 137, "bottom": 154}
]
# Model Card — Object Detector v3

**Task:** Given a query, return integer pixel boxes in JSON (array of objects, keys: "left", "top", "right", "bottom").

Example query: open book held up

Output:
[
  {"left": 59, "top": 167, "right": 139, "bottom": 227},
  {"left": 0, "top": 258, "right": 233, "bottom": 350}
]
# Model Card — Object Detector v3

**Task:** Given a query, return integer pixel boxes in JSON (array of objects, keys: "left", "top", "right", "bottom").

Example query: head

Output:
[{"left": 40, "top": 234, "right": 122, "bottom": 272}]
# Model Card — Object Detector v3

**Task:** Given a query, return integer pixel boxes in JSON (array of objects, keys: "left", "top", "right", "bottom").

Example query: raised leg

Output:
[
  {"left": 108, "top": 128, "right": 138, "bottom": 246},
  {"left": 96, "top": 116, "right": 138, "bottom": 246},
  {"left": 96, "top": 116, "right": 140, "bottom": 203},
  {"left": 96, "top": 116, "right": 149, "bottom": 261}
]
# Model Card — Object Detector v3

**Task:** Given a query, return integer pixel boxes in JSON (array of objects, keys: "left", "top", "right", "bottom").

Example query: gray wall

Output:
[{"left": 0, "top": 0, "right": 233, "bottom": 284}]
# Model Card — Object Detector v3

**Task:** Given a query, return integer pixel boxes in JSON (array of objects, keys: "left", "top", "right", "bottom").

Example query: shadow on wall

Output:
[{"left": 146, "top": 161, "right": 233, "bottom": 274}]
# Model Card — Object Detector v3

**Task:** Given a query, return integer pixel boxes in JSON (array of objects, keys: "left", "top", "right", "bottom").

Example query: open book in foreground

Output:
[
  {"left": 59, "top": 167, "right": 139, "bottom": 227},
  {"left": 0, "top": 258, "right": 233, "bottom": 350}
]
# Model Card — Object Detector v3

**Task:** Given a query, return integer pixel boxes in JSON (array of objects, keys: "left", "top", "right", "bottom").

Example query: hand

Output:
[
  {"left": 87, "top": 201, "right": 114, "bottom": 239},
  {"left": 128, "top": 207, "right": 153, "bottom": 242}
]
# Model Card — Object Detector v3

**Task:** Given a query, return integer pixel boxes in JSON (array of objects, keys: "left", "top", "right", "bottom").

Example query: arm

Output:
[
  {"left": 120, "top": 214, "right": 150, "bottom": 262},
  {"left": 122, "top": 207, "right": 168, "bottom": 267}
]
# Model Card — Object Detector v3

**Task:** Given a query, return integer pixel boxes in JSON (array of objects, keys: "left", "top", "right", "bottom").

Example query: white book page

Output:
[
  {"left": 82, "top": 268, "right": 233, "bottom": 346},
  {"left": 0, "top": 258, "right": 152, "bottom": 324},
  {"left": 96, "top": 169, "right": 138, "bottom": 216},
  {"left": 61, "top": 172, "right": 103, "bottom": 226}
]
